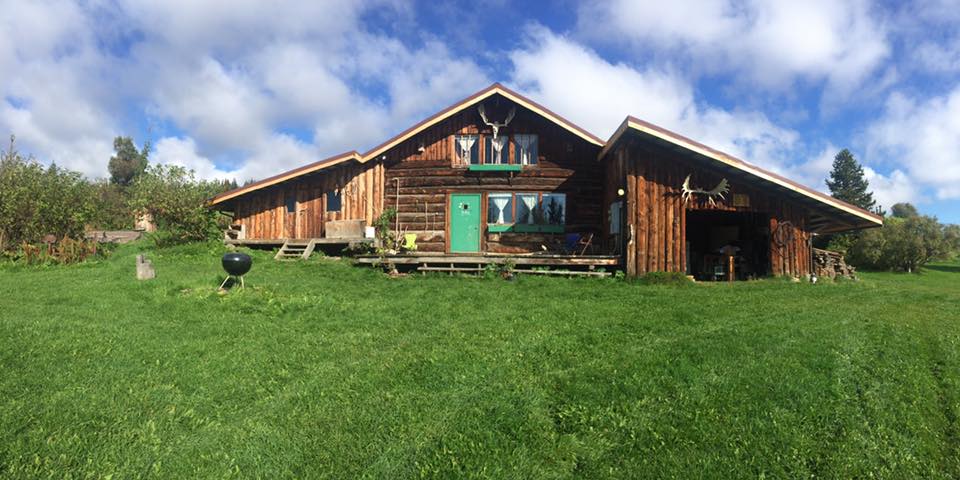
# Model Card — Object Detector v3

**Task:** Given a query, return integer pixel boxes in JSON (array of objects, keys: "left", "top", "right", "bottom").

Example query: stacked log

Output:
[{"left": 813, "top": 248, "right": 856, "bottom": 280}]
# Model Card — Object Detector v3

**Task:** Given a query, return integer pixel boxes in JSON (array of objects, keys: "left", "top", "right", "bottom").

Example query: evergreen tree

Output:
[
  {"left": 825, "top": 149, "right": 876, "bottom": 211},
  {"left": 108, "top": 136, "right": 150, "bottom": 186}
]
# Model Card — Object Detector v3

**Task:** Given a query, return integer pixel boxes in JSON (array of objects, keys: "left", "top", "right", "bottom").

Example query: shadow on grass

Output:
[{"left": 924, "top": 264, "right": 960, "bottom": 274}]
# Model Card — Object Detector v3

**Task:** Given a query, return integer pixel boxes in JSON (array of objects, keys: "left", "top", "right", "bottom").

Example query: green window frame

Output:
[{"left": 485, "top": 192, "right": 566, "bottom": 233}]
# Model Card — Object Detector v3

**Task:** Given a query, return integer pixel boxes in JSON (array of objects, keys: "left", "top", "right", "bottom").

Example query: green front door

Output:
[{"left": 450, "top": 193, "right": 481, "bottom": 253}]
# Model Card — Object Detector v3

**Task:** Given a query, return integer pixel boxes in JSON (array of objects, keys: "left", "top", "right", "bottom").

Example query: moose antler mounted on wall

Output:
[
  {"left": 681, "top": 174, "right": 730, "bottom": 207},
  {"left": 478, "top": 104, "right": 515, "bottom": 140}
]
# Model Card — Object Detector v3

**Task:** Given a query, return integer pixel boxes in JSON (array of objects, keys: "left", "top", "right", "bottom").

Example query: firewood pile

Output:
[{"left": 813, "top": 248, "right": 856, "bottom": 280}]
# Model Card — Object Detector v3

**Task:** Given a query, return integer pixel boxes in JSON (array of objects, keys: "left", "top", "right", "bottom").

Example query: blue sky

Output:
[{"left": 1, "top": 0, "right": 959, "bottom": 223}]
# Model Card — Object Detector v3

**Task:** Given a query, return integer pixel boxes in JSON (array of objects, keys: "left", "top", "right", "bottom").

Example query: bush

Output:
[
  {"left": 89, "top": 181, "right": 134, "bottom": 230},
  {"left": 13, "top": 237, "right": 115, "bottom": 265},
  {"left": 846, "top": 215, "right": 953, "bottom": 272},
  {"left": 0, "top": 147, "right": 95, "bottom": 251},
  {"left": 129, "top": 165, "right": 230, "bottom": 246}
]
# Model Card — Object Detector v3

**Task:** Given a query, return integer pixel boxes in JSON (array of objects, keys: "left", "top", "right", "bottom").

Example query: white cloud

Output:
[
  {"left": 863, "top": 167, "right": 922, "bottom": 209},
  {"left": 509, "top": 27, "right": 800, "bottom": 178},
  {"left": 913, "top": 38, "right": 960, "bottom": 74},
  {"left": 152, "top": 133, "right": 319, "bottom": 184},
  {"left": 0, "top": 0, "right": 491, "bottom": 181},
  {"left": 0, "top": 0, "right": 118, "bottom": 177},
  {"left": 866, "top": 88, "right": 960, "bottom": 201},
  {"left": 151, "top": 137, "right": 227, "bottom": 180},
  {"left": 577, "top": 0, "right": 890, "bottom": 94}
]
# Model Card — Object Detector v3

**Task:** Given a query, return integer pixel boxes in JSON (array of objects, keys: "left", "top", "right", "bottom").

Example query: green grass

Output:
[{"left": 1, "top": 243, "right": 959, "bottom": 479}]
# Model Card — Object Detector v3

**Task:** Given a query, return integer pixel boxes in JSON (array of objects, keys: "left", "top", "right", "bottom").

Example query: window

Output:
[
  {"left": 484, "top": 136, "right": 509, "bottom": 164},
  {"left": 285, "top": 194, "right": 296, "bottom": 214},
  {"left": 516, "top": 193, "right": 539, "bottom": 224},
  {"left": 487, "top": 193, "right": 514, "bottom": 224},
  {"left": 609, "top": 201, "right": 622, "bottom": 234},
  {"left": 455, "top": 134, "right": 479, "bottom": 165},
  {"left": 326, "top": 189, "right": 342, "bottom": 212},
  {"left": 513, "top": 134, "right": 538, "bottom": 165},
  {"left": 486, "top": 192, "right": 566, "bottom": 233},
  {"left": 542, "top": 193, "right": 566, "bottom": 225}
]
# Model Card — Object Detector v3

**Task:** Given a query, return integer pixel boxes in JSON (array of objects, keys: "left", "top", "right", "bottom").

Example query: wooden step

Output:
[{"left": 274, "top": 239, "right": 318, "bottom": 261}]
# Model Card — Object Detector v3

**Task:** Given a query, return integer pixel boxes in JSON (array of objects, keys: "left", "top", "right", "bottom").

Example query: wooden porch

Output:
[
  {"left": 354, "top": 253, "right": 621, "bottom": 277},
  {"left": 225, "top": 237, "right": 373, "bottom": 248}
]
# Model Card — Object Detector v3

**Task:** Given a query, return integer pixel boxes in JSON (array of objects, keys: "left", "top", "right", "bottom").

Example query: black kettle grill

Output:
[{"left": 220, "top": 252, "right": 252, "bottom": 289}]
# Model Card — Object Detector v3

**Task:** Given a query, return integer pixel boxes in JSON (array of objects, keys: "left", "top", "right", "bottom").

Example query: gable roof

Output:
[
  {"left": 600, "top": 116, "right": 883, "bottom": 231},
  {"left": 361, "top": 83, "right": 604, "bottom": 161},
  {"left": 210, "top": 83, "right": 603, "bottom": 206}
]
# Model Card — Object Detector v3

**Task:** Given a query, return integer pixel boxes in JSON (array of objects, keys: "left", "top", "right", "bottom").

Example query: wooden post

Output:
[
  {"left": 625, "top": 150, "right": 637, "bottom": 276},
  {"left": 727, "top": 255, "right": 734, "bottom": 283}
]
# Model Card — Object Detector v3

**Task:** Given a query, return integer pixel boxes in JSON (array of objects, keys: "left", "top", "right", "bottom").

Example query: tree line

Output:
[
  {"left": 0, "top": 134, "right": 237, "bottom": 255},
  {"left": 822, "top": 149, "right": 959, "bottom": 272}
]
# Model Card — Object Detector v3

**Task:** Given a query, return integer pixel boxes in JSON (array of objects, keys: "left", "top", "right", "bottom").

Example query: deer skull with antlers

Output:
[
  {"left": 478, "top": 104, "right": 515, "bottom": 140},
  {"left": 681, "top": 174, "right": 730, "bottom": 207}
]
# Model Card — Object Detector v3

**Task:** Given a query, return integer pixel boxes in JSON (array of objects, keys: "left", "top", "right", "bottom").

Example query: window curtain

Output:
[
  {"left": 516, "top": 135, "right": 535, "bottom": 165},
  {"left": 492, "top": 195, "right": 510, "bottom": 223},
  {"left": 519, "top": 194, "right": 538, "bottom": 224},
  {"left": 491, "top": 137, "right": 507, "bottom": 164},
  {"left": 458, "top": 136, "right": 476, "bottom": 164}
]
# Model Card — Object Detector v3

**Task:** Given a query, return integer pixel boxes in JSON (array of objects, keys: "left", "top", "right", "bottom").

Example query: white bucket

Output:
[{"left": 364, "top": 226, "right": 376, "bottom": 238}]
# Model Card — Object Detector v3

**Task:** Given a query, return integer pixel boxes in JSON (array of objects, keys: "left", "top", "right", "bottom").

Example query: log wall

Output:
[
  {"left": 382, "top": 96, "right": 603, "bottom": 253},
  {"left": 611, "top": 138, "right": 811, "bottom": 278},
  {"left": 231, "top": 161, "right": 384, "bottom": 240}
]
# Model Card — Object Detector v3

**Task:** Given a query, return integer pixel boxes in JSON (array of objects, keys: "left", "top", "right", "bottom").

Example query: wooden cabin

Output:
[
  {"left": 600, "top": 117, "right": 882, "bottom": 279},
  {"left": 210, "top": 83, "right": 882, "bottom": 278},
  {"left": 212, "top": 153, "right": 384, "bottom": 241}
]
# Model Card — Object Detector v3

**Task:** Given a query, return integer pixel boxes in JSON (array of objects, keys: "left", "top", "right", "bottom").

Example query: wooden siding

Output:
[
  {"left": 382, "top": 95, "right": 603, "bottom": 253},
  {"left": 611, "top": 138, "right": 812, "bottom": 278},
  {"left": 230, "top": 162, "right": 384, "bottom": 240}
]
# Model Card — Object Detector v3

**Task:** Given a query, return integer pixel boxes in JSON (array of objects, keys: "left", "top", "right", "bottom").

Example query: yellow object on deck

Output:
[{"left": 402, "top": 233, "right": 418, "bottom": 251}]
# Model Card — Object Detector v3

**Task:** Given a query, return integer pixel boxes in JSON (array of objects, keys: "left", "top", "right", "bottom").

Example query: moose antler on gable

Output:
[
  {"left": 478, "top": 104, "right": 516, "bottom": 140},
  {"left": 681, "top": 174, "right": 730, "bottom": 207}
]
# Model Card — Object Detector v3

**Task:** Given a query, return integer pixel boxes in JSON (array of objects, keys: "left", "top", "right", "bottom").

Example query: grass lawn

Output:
[{"left": 1, "top": 243, "right": 959, "bottom": 478}]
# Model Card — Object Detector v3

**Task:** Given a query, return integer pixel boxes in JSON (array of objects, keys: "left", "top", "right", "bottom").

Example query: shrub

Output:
[
  {"left": 0, "top": 145, "right": 95, "bottom": 251},
  {"left": 129, "top": 165, "right": 230, "bottom": 246},
  {"left": 846, "top": 215, "right": 953, "bottom": 272},
  {"left": 14, "top": 237, "right": 114, "bottom": 265},
  {"left": 89, "top": 181, "right": 134, "bottom": 230}
]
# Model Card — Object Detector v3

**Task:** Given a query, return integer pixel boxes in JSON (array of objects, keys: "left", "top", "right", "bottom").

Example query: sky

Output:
[{"left": 1, "top": 0, "right": 959, "bottom": 223}]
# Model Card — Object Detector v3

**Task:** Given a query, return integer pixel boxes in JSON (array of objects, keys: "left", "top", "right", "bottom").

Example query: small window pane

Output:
[
  {"left": 516, "top": 194, "right": 538, "bottom": 224},
  {"left": 513, "top": 134, "right": 538, "bottom": 165},
  {"left": 485, "top": 136, "right": 508, "bottom": 164},
  {"left": 542, "top": 193, "right": 565, "bottom": 225},
  {"left": 487, "top": 193, "right": 514, "bottom": 224},
  {"left": 326, "top": 189, "right": 342, "bottom": 212},
  {"left": 285, "top": 195, "right": 296, "bottom": 213},
  {"left": 455, "top": 134, "right": 479, "bottom": 165}
]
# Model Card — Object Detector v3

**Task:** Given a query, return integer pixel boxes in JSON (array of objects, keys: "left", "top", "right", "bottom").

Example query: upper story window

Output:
[
  {"left": 455, "top": 134, "right": 480, "bottom": 165},
  {"left": 454, "top": 133, "right": 538, "bottom": 168},
  {"left": 285, "top": 194, "right": 296, "bottom": 213},
  {"left": 484, "top": 136, "right": 509, "bottom": 164},
  {"left": 513, "top": 134, "right": 538, "bottom": 165}
]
